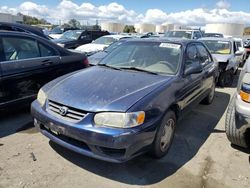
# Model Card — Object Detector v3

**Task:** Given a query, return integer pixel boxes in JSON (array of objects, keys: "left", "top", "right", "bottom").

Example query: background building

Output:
[
  {"left": 101, "top": 22, "right": 125, "bottom": 33},
  {"left": 0, "top": 13, "right": 23, "bottom": 23},
  {"left": 134, "top": 23, "right": 156, "bottom": 33},
  {"left": 205, "top": 23, "right": 245, "bottom": 37}
]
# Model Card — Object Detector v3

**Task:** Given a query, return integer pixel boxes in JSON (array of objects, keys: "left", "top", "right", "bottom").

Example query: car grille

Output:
[{"left": 47, "top": 100, "right": 87, "bottom": 122}]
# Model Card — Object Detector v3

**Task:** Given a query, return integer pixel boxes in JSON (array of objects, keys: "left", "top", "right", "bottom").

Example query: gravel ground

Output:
[{"left": 0, "top": 80, "right": 249, "bottom": 188}]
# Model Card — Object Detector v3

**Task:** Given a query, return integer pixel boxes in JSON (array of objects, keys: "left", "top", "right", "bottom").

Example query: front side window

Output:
[
  {"left": 2, "top": 37, "right": 40, "bottom": 61},
  {"left": 196, "top": 44, "right": 211, "bottom": 67},
  {"left": 202, "top": 40, "right": 231, "bottom": 55},
  {"left": 101, "top": 42, "right": 182, "bottom": 75}
]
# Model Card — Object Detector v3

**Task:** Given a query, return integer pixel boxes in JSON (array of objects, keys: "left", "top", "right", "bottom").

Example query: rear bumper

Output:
[{"left": 31, "top": 101, "right": 158, "bottom": 163}]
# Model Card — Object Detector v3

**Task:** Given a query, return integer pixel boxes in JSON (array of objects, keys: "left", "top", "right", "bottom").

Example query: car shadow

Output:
[
  {"left": 49, "top": 90, "right": 231, "bottom": 185},
  {"left": 0, "top": 106, "right": 34, "bottom": 138}
]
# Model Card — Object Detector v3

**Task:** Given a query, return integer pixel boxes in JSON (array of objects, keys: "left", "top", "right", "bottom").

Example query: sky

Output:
[{"left": 1, "top": 0, "right": 250, "bottom": 26}]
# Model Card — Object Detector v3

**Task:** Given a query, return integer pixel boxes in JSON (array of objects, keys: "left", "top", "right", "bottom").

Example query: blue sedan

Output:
[{"left": 31, "top": 39, "right": 218, "bottom": 163}]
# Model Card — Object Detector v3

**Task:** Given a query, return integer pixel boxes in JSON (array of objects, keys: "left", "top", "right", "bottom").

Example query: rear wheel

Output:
[
  {"left": 225, "top": 98, "right": 248, "bottom": 148},
  {"left": 151, "top": 111, "right": 176, "bottom": 158},
  {"left": 219, "top": 70, "right": 234, "bottom": 87}
]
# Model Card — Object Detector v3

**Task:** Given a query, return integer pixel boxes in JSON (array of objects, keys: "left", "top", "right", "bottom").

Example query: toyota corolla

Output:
[{"left": 31, "top": 39, "right": 218, "bottom": 163}]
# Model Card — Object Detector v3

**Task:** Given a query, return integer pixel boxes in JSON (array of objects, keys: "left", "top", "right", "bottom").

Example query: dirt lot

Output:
[{"left": 0, "top": 81, "right": 249, "bottom": 188}]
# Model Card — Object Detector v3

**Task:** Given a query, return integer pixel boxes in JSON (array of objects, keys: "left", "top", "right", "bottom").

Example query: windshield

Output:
[
  {"left": 60, "top": 30, "right": 83, "bottom": 40},
  {"left": 93, "top": 37, "right": 118, "bottom": 45},
  {"left": 202, "top": 40, "right": 231, "bottom": 54},
  {"left": 104, "top": 40, "right": 126, "bottom": 53},
  {"left": 165, "top": 31, "right": 192, "bottom": 39},
  {"left": 100, "top": 41, "right": 182, "bottom": 75}
]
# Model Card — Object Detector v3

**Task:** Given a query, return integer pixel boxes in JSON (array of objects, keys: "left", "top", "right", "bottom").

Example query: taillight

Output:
[
  {"left": 240, "top": 83, "right": 250, "bottom": 103},
  {"left": 83, "top": 58, "right": 89, "bottom": 66}
]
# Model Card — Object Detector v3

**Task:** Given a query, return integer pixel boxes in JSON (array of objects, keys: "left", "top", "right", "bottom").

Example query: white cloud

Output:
[
  {"left": 0, "top": 0, "right": 249, "bottom": 26},
  {"left": 216, "top": 0, "right": 231, "bottom": 9}
]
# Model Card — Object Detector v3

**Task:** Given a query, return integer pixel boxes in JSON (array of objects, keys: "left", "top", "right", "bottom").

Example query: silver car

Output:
[
  {"left": 199, "top": 37, "right": 243, "bottom": 87},
  {"left": 225, "top": 59, "right": 250, "bottom": 148}
]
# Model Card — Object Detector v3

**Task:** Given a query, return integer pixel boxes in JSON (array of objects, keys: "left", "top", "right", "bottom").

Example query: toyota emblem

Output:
[{"left": 59, "top": 106, "right": 68, "bottom": 116}]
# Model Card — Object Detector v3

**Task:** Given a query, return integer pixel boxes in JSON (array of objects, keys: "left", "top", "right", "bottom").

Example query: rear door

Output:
[{"left": 0, "top": 34, "right": 61, "bottom": 105}]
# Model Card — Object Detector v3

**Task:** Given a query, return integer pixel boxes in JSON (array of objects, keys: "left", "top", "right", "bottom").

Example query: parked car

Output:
[
  {"left": 75, "top": 35, "right": 131, "bottom": 56},
  {"left": 225, "top": 59, "right": 250, "bottom": 148},
  {"left": 244, "top": 40, "right": 250, "bottom": 60},
  {"left": 0, "top": 22, "right": 50, "bottom": 40},
  {"left": 48, "top": 27, "right": 80, "bottom": 39},
  {"left": 199, "top": 37, "right": 242, "bottom": 87},
  {"left": 165, "top": 30, "right": 203, "bottom": 40},
  {"left": 53, "top": 30, "right": 110, "bottom": 49},
  {"left": 234, "top": 38, "right": 247, "bottom": 66},
  {"left": 88, "top": 39, "right": 130, "bottom": 65},
  {"left": 0, "top": 31, "right": 88, "bottom": 109},
  {"left": 31, "top": 39, "right": 218, "bottom": 163},
  {"left": 203, "top": 33, "right": 224, "bottom": 38}
]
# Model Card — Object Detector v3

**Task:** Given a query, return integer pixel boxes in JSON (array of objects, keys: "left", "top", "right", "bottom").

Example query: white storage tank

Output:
[
  {"left": 134, "top": 23, "right": 156, "bottom": 33},
  {"left": 205, "top": 23, "right": 245, "bottom": 38},
  {"left": 101, "top": 22, "right": 125, "bottom": 33},
  {"left": 155, "top": 25, "right": 168, "bottom": 33}
]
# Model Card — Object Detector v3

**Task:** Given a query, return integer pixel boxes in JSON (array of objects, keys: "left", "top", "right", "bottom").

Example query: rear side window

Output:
[
  {"left": 2, "top": 37, "right": 40, "bottom": 61},
  {"left": 39, "top": 43, "right": 57, "bottom": 57}
]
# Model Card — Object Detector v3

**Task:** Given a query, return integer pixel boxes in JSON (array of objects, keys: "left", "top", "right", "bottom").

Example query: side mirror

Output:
[
  {"left": 235, "top": 50, "right": 243, "bottom": 56},
  {"left": 184, "top": 61, "right": 203, "bottom": 76}
]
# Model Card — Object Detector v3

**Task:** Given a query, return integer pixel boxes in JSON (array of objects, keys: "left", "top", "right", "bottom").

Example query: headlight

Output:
[
  {"left": 57, "top": 43, "right": 65, "bottom": 48},
  {"left": 94, "top": 111, "right": 145, "bottom": 128},
  {"left": 37, "top": 89, "right": 47, "bottom": 106}
]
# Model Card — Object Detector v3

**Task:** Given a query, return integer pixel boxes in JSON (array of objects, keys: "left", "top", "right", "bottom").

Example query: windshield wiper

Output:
[
  {"left": 97, "top": 64, "right": 121, "bottom": 70},
  {"left": 119, "top": 67, "right": 158, "bottom": 75}
]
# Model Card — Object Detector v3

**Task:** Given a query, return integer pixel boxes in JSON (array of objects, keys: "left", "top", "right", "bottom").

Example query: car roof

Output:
[
  {"left": 0, "top": 22, "right": 49, "bottom": 39},
  {"left": 101, "top": 34, "right": 132, "bottom": 39},
  {"left": 199, "top": 37, "right": 232, "bottom": 42},
  {"left": 124, "top": 37, "right": 202, "bottom": 46}
]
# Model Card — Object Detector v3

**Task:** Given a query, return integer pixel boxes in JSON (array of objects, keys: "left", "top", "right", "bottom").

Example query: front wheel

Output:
[
  {"left": 151, "top": 111, "right": 176, "bottom": 158},
  {"left": 218, "top": 70, "right": 234, "bottom": 87}
]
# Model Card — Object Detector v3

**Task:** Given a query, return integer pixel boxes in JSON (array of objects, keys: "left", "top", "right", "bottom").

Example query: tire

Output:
[
  {"left": 218, "top": 70, "right": 234, "bottom": 87},
  {"left": 225, "top": 98, "right": 248, "bottom": 148},
  {"left": 201, "top": 81, "right": 215, "bottom": 105},
  {"left": 151, "top": 110, "right": 176, "bottom": 158}
]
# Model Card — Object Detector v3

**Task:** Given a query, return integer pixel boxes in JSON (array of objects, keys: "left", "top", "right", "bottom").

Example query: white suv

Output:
[{"left": 226, "top": 59, "right": 250, "bottom": 148}]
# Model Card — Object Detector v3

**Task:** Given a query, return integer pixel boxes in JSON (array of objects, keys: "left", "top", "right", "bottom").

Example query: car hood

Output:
[
  {"left": 75, "top": 43, "right": 108, "bottom": 53},
  {"left": 46, "top": 66, "right": 172, "bottom": 112},
  {"left": 212, "top": 54, "right": 232, "bottom": 62},
  {"left": 88, "top": 51, "right": 107, "bottom": 65}
]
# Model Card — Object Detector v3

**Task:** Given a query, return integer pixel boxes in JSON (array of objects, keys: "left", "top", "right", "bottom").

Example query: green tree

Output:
[
  {"left": 123, "top": 25, "right": 136, "bottom": 33},
  {"left": 68, "top": 19, "right": 81, "bottom": 28}
]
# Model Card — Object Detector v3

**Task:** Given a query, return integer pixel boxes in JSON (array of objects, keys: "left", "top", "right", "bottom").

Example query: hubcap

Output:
[{"left": 160, "top": 119, "right": 174, "bottom": 152}]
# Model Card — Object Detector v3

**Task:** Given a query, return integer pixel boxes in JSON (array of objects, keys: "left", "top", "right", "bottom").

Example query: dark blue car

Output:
[{"left": 31, "top": 39, "right": 218, "bottom": 163}]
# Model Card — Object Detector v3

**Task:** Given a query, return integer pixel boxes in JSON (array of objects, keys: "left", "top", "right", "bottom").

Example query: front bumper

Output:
[{"left": 31, "top": 101, "right": 158, "bottom": 163}]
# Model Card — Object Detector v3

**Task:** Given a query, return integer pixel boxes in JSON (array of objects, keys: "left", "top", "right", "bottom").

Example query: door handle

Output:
[{"left": 41, "top": 59, "right": 53, "bottom": 66}]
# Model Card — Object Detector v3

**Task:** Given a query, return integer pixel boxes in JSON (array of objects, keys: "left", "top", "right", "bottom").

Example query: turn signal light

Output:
[{"left": 239, "top": 90, "right": 250, "bottom": 103}]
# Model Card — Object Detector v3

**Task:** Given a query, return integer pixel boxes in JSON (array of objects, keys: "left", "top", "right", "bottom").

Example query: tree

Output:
[
  {"left": 68, "top": 19, "right": 81, "bottom": 28},
  {"left": 123, "top": 25, "right": 136, "bottom": 33}
]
